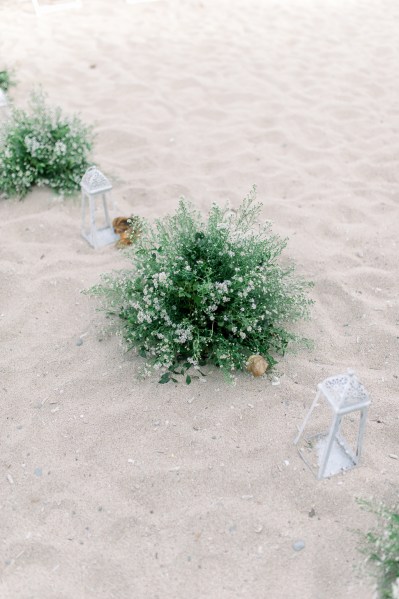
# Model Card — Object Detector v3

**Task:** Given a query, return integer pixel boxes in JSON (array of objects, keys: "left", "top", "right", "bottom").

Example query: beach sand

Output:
[{"left": 0, "top": 0, "right": 398, "bottom": 597}]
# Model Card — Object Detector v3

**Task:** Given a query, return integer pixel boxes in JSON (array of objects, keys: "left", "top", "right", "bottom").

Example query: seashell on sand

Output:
[
  {"left": 112, "top": 216, "right": 142, "bottom": 247},
  {"left": 246, "top": 355, "right": 268, "bottom": 377}
]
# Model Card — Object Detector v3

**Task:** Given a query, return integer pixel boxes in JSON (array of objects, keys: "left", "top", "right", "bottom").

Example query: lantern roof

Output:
[
  {"left": 319, "top": 370, "right": 370, "bottom": 411},
  {"left": 81, "top": 166, "right": 112, "bottom": 194}
]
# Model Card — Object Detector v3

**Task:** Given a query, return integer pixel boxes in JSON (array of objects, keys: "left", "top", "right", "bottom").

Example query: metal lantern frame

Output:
[
  {"left": 81, "top": 166, "right": 119, "bottom": 249},
  {"left": 294, "top": 370, "right": 371, "bottom": 480}
]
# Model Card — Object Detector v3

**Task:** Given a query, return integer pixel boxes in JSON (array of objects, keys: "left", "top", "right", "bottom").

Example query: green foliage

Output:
[
  {"left": 0, "top": 90, "right": 93, "bottom": 198},
  {"left": 0, "top": 69, "right": 15, "bottom": 93},
  {"left": 358, "top": 500, "right": 399, "bottom": 599},
  {"left": 88, "top": 188, "right": 313, "bottom": 382}
]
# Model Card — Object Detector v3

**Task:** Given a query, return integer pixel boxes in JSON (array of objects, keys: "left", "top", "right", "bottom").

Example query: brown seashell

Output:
[
  {"left": 112, "top": 216, "right": 132, "bottom": 235},
  {"left": 246, "top": 355, "right": 268, "bottom": 377},
  {"left": 117, "top": 230, "right": 132, "bottom": 246},
  {"left": 113, "top": 215, "right": 142, "bottom": 247}
]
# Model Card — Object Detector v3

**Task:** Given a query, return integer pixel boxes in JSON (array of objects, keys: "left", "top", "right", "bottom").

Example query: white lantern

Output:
[
  {"left": 32, "top": 0, "right": 82, "bottom": 15},
  {"left": 81, "top": 166, "right": 119, "bottom": 249},
  {"left": 0, "top": 90, "right": 10, "bottom": 138},
  {"left": 294, "top": 369, "right": 370, "bottom": 479},
  {"left": 0, "top": 90, "right": 8, "bottom": 109},
  {"left": 0, "top": 89, "right": 10, "bottom": 122}
]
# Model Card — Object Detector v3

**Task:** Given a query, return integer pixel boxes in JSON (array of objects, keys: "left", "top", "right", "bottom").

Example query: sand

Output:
[{"left": 0, "top": 0, "right": 398, "bottom": 597}]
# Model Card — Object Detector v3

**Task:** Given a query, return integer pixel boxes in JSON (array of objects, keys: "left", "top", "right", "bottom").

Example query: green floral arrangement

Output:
[
  {"left": 359, "top": 500, "right": 399, "bottom": 599},
  {"left": 89, "top": 188, "right": 313, "bottom": 383},
  {"left": 0, "top": 69, "right": 16, "bottom": 93},
  {"left": 0, "top": 91, "right": 93, "bottom": 198}
]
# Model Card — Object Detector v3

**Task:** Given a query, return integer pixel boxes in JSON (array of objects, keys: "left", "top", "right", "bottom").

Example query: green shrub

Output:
[
  {"left": 0, "top": 69, "right": 15, "bottom": 93},
  {"left": 0, "top": 91, "right": 93, "bottom": 198},
  {"left": 359, "top": 500, "right": 399, "bottom": 599},
  {"left": 88, "top": 188, "right": 313, "bottom": 383}
]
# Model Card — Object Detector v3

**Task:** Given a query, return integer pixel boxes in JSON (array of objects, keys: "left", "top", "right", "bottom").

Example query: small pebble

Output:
[
  {"left": 292, "top": 540, "right": 305, "bottom": 551},
  {"left": 389, "top": 454, "right": 398, "bottom": 460},
  {"left": 34, "top": 467, "right": 43, "bottom": 477},
  {"left": 76, "top": 339, "right": 83, "bottom": 346},
  {"left": 229, "top": 525, "right": 237, "bottom": 534}
]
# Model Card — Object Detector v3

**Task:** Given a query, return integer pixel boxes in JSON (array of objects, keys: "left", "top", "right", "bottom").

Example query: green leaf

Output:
[
  {"left": 158, "top": 373, "right": 171, "bottom": 384},
  {"left": 186, "top": 375, "right": 191, "bottom": 385}
]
